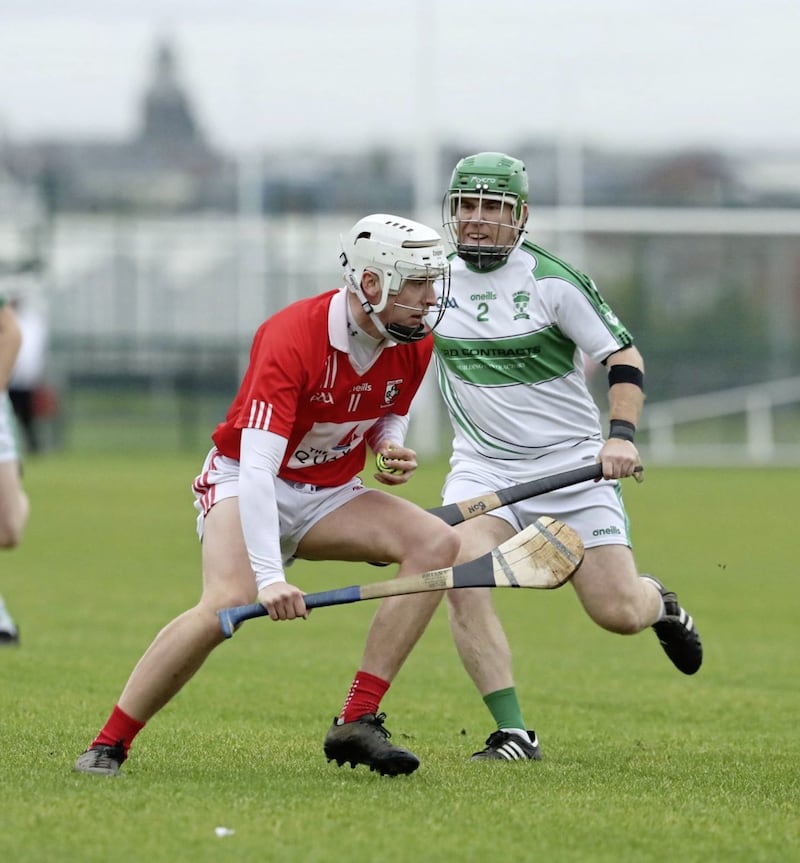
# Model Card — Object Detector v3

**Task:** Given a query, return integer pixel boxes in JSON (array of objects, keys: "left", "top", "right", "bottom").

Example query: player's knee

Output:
[
  {"left": 200, "top": 579, "right": 256, "bottom": 614},
  {"left": 427, "top": 523, "right": 460, "bottom": 568}
]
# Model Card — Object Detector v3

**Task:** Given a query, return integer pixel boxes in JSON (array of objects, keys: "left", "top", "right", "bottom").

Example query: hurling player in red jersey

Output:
[{"left": 74, "top": 215, "right": 458, "bottom": 778}]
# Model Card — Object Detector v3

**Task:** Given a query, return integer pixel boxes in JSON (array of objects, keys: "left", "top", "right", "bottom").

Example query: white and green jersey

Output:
[{"left": 433, "top": 240, "right": 632, "bottom": 471}]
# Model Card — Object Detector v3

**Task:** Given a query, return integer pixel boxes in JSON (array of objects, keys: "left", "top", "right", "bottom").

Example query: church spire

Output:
[{"left": 138, "top": 38, "right": 203, "bottom": 147}]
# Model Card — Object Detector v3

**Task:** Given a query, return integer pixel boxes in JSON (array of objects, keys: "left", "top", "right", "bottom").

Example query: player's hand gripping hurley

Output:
[
  {"left": 217, "top": 462, "right": 641, "bottom": 637},
  {"left": 427, "top": 461, "right": 641, "bottom": 526},
  {"left": 218, "top": 516, "right": 584, "bottom": 637}
]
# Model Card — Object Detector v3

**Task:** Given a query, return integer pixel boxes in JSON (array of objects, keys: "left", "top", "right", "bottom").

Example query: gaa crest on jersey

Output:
[
  {"left": 512, "top": 290, "right": 531, "bottom": 321},
  {"left": 382, "top": 379, "right": 402, "bottom": 407}
]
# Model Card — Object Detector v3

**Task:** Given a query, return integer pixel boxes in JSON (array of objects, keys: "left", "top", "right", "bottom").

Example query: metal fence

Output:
[{"left": 14, "top": 208, "right": 800, "bottom": 462}]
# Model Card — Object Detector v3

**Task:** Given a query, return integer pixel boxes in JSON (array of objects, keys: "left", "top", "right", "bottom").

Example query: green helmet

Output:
[{"left": 442, "top": 152, "right": 528, "bottom": 269}]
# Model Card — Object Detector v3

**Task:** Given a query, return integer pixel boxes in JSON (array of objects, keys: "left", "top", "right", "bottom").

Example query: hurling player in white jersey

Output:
[
  {"left": 432, "top": 153, "right": 702, "bottom": 762},
  {"left": 0, "top": 294, "right": 29, "bottom": 644},
  {"left": 74, "top": 215, "right": 461, "bottom": 778}
]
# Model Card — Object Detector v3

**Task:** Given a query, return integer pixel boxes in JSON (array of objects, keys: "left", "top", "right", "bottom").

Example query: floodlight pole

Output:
[{"left": 413, "top": 0, "right": 439, "bottom": 227}]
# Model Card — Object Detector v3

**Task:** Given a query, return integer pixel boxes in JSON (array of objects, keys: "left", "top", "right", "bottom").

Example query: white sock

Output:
[
  {"left": 501, "top": 728, "right": 531, "bottom": 743},
  {"left": 640, "top": 576, "right": 666, "bottom": 620}
]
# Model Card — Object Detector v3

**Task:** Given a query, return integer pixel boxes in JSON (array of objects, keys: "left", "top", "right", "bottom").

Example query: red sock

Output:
[
  {"left": 91, "top": 705, "right": 146, "bottom": 754},
  {"left": 339, "top": 670, "right": 390, "bottom": 723}
]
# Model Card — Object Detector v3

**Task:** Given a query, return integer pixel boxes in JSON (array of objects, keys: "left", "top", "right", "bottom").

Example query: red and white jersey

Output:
[{"left": 212, "top": 288, "right": 433, "bottom": 486}]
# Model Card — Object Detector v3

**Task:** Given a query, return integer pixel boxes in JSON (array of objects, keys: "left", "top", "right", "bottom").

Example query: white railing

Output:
[
  {"left": 636, "top": 376, "right": 800, "bottom": 465},
  {"left": 20, "top": 211, "right": 800, "bottom": 463}
]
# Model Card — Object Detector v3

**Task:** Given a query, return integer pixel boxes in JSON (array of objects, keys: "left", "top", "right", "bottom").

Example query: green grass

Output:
[{"left": 1, "top": 454, "right": 798, "bottom": 862}]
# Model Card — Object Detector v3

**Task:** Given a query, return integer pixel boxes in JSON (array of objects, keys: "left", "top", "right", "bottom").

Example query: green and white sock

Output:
[{"left": 483, "top": 687, "right": 530, "bottom": 742}]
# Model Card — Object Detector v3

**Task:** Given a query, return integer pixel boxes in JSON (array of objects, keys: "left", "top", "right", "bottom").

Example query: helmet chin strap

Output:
[
  {"left": 344, "top": 267, "right": 427, "bottom": 344},
  {"left": 383, "top": 301, "right": 429, "bottom": 343},
  {"left": 342, "top": 263, "right": 388, "bottom": 334}
]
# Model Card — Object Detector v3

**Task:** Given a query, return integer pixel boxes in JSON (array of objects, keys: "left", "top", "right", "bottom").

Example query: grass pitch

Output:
[{"left": 1, "top": 453, "right": 798, "bottom": 863}]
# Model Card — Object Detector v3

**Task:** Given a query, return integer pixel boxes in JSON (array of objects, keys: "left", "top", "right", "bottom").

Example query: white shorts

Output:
[
  {"left": 0, "top": 393, "right": 19, "bottom": 463},
  {"left": 442, "top": 453, "right": 631, "bottom": 550},
  {"left": 192, "top": 447, "right": 371, "bottom": 564}
]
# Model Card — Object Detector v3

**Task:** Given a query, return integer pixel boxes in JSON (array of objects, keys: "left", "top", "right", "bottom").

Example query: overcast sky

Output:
[{"left": 1, "top": 0, "right": 798, "bottom": 156}]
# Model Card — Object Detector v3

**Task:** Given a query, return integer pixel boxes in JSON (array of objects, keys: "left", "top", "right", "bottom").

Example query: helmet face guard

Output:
[
  {"left": 442, "top": 152, "right": 528, "bottom": 270},
  {"left": 387, "top": 261, "right": 451, "bottom": 342},
  {"left": 340, "top": 214, "right": 451, "bottom": 343}
]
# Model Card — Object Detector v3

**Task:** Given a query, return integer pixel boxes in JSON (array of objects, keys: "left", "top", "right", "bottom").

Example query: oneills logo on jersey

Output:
[
  {"left": 248, "top": 400, "right": 273, "bottom": 430},
  {"left": 347, "top": 382, "right": 372, "bottom": 412},
  {"left": 382, "top": 379, "right": 402, "bottom": 407}
]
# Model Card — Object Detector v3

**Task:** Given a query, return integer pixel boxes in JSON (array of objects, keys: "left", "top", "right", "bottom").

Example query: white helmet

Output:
[{"left": 340, "top": 214, "right": 450, "bottom": 342}]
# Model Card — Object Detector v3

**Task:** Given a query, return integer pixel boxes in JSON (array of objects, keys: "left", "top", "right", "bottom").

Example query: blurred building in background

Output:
[
  {"left": 0, "top": 37, "right": 799, "bottom": 462},
  {"left": 5, "top": 39, "right": 235, "bottom": 214}
]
